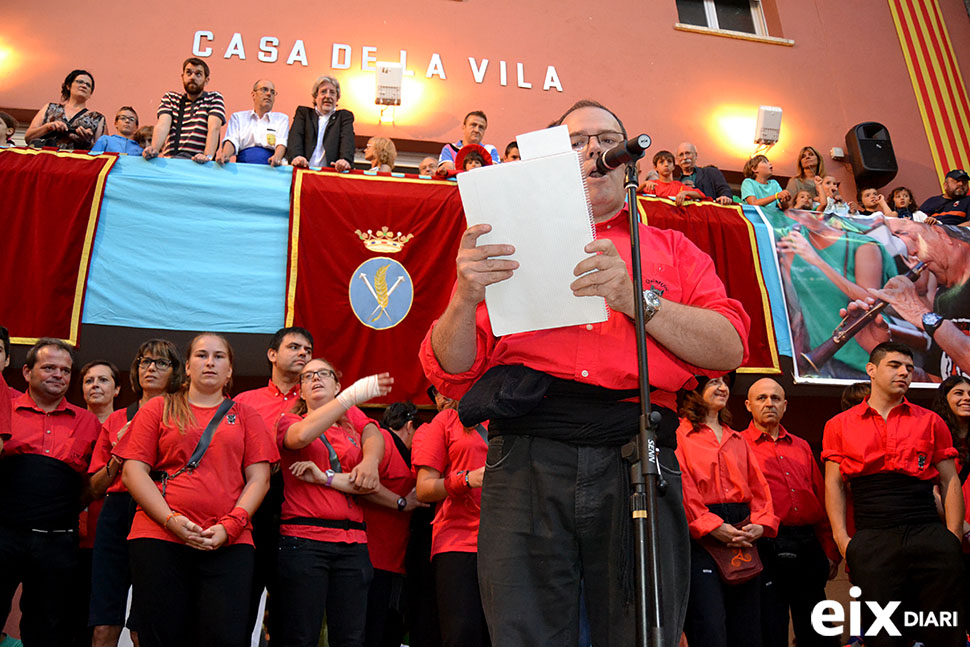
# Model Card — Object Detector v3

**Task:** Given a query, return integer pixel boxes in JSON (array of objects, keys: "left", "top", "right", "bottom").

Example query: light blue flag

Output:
[
  {"left": 83, "top": 156, "right": 292, "bottom": 333},
  {"left": 741, "top": 205, "right": 793, "bottom": 359}
]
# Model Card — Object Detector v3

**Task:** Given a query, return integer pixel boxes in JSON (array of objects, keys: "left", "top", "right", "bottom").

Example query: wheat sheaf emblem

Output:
[{"left": 371, "top": 264, "right": 391, "bottom": 322}]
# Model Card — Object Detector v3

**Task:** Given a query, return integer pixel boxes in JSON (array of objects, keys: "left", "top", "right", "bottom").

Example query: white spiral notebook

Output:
[{"left": 456, "top": 150, "right": 609, "bottom": 337}]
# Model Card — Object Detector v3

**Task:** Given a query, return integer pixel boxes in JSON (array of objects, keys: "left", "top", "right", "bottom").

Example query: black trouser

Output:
[
  {"left": 477, "top": 436, "right": 690, "bottom": 647},
  {"left": 845, "top": 523, "right": 965, "bottom": 647},
  {"left": 246, "top": 472, "right": 283, "bottom": 640},
  {"left": 433, "top": 552, "right": 490, "bottom": 647},
  {"left": 89, "top": 492, "right": 137, "bottom": 628},
  {"left": 70, "top": 547, "right": 93, "bottom": 647},
  {"left": 684, "top": 538, "right": 762, "bottom": 647},
  {"left": 364, "top": 568, "right": 407, "bottom": 647},
  {"left": 273, "top": 536, "right": 373, "bottom": 647},
  {"left": 128, "top": 538, "right": 254, "bottom": 647},
  {"left": 0, "top": 525, "right": 79, "bottom": 647},
  {"left": 759, "top": 525, "right": 837, "bottom": 647},
  {"left": 405, "top": 507, "right": 442, "bottom": 647}
]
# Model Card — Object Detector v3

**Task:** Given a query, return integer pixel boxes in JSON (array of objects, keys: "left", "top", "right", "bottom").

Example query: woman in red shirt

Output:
[
  {"left": 413, "top": 388, "right": 489, "bottom": 647},
  {"left": 675, "top": 376, "right": 778, "bottom": 647},
  {"left": 273, "top": 357, "right": 393, "bottom": 647},
  {"left": 88, "top": 339, "right": 183, "bottom": 647},
  {"left": 117, "top": 333, "right": 278, "bottom": 647}
]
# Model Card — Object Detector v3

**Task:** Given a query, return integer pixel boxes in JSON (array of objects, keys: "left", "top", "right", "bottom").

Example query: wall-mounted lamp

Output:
[
  {"left": 376, "top": 62, "right": 403, "bottom": 106},
  {"left": 754, "top": 105, "right": 782, "bottom": 145}
]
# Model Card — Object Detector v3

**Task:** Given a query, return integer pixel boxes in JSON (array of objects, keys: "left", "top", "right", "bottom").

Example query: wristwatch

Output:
[
  {"left": 642, "top": 288, "right": 662, "bottom": 323},
  {"left": 396, "top": 496, "right": 408, "bottom": 512},
  {"left": 324, "top": 469, "right": 336, "bottom": 487},
  {"left": 922, "top": 312, "right": 945, "bottom": 338}
]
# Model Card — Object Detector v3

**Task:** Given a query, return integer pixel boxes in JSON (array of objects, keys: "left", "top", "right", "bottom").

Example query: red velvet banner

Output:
[
  {"left": 638, "top": 196, "right": 780, "bottom": 373},
  {"left": 0, "top": 148, "right": 116, "bottom": 346},
  {"left": 286, "top": 170, "right": 466, "bottom": 405}
]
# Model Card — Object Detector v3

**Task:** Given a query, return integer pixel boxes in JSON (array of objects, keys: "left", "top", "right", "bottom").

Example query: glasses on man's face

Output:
[
  {"left": 139, "top": 357, "right": 172, "bottom": 370},
  {"left": 300, "top": 368, "right": 336, "bottom": 383},
  {"left": 116, "top": 115, "right": 137, "bottom": 123},
  {"left": 569, "top": 131, "right": 625, "bottom": 152},
  {"left": 255, "top": 87, "right": 277, "bottom": 96}
]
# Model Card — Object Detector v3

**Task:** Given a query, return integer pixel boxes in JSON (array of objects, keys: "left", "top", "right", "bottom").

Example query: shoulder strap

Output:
[
  {"left": 184, "top": 398, "right": 234, "bottom": 471},
  {"left": 318, "top": 432, "right": 343, "bottom": 473},
  {"left": 473, "top": 423, "right": 488, "bottom": 445},
  {"left": 170, "top": 94, "right": 189, "bottom": 156},
  {"left": 125, "top": 401, "right": 139, "bottom": 422}
]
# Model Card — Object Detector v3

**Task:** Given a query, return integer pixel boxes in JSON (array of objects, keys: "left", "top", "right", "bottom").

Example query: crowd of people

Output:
[{"left": 3, "top": 70, "right": 970, "bottom": 647}]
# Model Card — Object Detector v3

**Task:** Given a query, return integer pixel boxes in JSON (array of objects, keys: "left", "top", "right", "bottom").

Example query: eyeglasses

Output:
[
  {"left": 300, "top": 368, "right": 336, "bottom": 382},
  {"left": 73, "top": 79, "right": 92, "bottom": 88},
  {"left": 116, "top": 115, "right": 137, "bottom": 123},
  {"left": 569, "top": 131, "right": 625, "bottom": 152},
  {"left": 138, "top": 357, "right": 172, "bottom": 370},
  {"left": 255, "top": 87, "right": 277, "bottom": 96}
]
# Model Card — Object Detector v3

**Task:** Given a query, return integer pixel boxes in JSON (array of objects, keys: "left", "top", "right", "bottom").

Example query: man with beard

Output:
[
  {"left": 420, "top": 99, "right": 749, "bottom": 646},
  {"left": 215, "top": 79, "right": 289, "bottom": 166},
  {"left": 918, "top": 169, "right": 970, "bottom": 226},
  {"left": 0, "top": 339, "right": 101, "bottom": 645},
  {"left": 142, "top": 57, "right": 226, "bottom": 163},
  {"left": 743, "top": 378, "right": 839, "bottom": 647}
]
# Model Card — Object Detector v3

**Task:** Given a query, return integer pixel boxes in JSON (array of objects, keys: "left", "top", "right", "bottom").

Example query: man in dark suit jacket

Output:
[{"left": 286, "top": 75, "right": 355, "bottom": 171}]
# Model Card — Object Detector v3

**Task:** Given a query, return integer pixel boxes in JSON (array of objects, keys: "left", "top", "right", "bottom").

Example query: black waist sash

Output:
[
  {"left": 850, "top": 473, "right": 938, "bottom": 530},
  {"left": 281, "top": 517, "right": 366, "bottom": 531},
  {"left": 458, "top": 365, "right": 677, "bottom": 447},
  {"left": 707, "top": 502, "right": 750, "bottom": 525},
  {"left": 0, "top": 454, "right": 82, "bottom": 530}
]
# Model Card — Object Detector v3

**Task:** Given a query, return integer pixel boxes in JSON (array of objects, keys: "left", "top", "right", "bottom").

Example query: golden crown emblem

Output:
[{"left": 355, "top": 227, "right": 414, "bottom": 253}]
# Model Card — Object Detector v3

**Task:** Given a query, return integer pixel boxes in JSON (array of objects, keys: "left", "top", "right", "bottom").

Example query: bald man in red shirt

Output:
[
  {"left": 743, "top": 378, "right": 838, "bottom": 647},
  {"left": 823, "top": 341, "right": 965, "bottom": 647}
]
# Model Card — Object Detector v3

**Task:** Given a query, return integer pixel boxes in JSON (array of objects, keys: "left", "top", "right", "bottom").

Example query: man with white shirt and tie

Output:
[
  {"left": 285, "top": 75, "right": 355, "bottom": 171},
  {"left": 215, "top": 79, "right": 289, "bottom": 166}
]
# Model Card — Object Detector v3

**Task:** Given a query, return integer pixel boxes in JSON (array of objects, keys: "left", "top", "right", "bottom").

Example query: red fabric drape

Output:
[
  {"left": 638, "top": 196, "right": 780, "bottom": 373},
  {"left": 0, "top": 148, "right": 116, "bottom": 346},
  {"left": 286, "top": 170, "right": 465, "bottom": 404}
]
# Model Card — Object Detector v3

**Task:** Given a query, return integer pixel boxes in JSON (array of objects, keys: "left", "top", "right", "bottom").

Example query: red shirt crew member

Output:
[
  {"left": 0, "top": 339, "right": 101, "bottom": 646},
  {"left": 742, "top": 377, "right": 839, "bottom": 647},
  {"left": 823, "top": 342, "right": 965, "bottom": 647},
  {"left": 413, "top": 401, "right": 489, "bottom": 647}
]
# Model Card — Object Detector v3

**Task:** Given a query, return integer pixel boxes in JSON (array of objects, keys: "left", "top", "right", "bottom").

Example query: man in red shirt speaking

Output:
[
  {"left": 419, "top": 100, "right": 750, "bottom": 646},
  {"left": 823, "top": 341, "right": 965, "bottom": 647}
]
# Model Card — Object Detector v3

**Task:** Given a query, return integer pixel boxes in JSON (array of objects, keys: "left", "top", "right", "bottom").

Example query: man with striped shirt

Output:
[{"left": 142, "top": 57, "right": 226, "bottom": 163}]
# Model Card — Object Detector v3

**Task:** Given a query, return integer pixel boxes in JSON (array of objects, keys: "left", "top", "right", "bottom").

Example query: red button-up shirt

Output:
[
  {"left": 6, "top": 391, "right": 100, "bottom": 473},
  {"left": 419, "top": 207, "right": 750, "bottom": 412},
  {"left": 0, "top": 374, "right": 11, "bottom": 442},
  {"left": 235, "top": 380, "right": 302, "bottom": 437},
  {"left": 821, "top": 398, "right": 957, "bottom": 480},
  {"left": 89, "top": 407, "right": 135, "bottom": 495},
  {"left": 743, "top": 423, "right": 839, "bottom": 562},
  {"left": 676, "top": 418, "right": 779, "bottom": 540}
]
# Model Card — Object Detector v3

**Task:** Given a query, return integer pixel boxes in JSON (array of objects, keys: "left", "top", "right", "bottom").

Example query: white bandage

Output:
[{"left": 336, "top": 374, "right": 383, "bottom": 408}]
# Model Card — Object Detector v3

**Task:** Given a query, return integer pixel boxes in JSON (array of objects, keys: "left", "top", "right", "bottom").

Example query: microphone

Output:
[{"left": 594, "top": 134, "right": 652, "bottom": 175}]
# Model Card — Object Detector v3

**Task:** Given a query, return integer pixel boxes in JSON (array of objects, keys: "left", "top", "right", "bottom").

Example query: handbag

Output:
[{"left": 699, "top": 516, "right": 763, "bottom": 585}]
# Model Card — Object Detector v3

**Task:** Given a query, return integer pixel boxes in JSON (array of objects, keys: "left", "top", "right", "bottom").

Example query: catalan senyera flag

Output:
[
  {"left": 0, "top": 148, "right": 116, "bottom": 346},
  {"left": 286, "top": 170, "right": 466, "bottom": 405},
  {"left": 889, "top": 0, "right": 970, "bottom": 180},
  {"left": 638, "top": 196, "right": 781, "bottom": 374}
]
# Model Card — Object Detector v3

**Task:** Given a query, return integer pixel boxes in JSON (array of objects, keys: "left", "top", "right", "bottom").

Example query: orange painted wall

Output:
[{"left": 2, "top": 0, "right": 969, "bottom": 200}]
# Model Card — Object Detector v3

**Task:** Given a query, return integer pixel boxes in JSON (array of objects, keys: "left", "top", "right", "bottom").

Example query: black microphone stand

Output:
[{"left": 620, "top": 160, "right": 667, "bottom": 647}]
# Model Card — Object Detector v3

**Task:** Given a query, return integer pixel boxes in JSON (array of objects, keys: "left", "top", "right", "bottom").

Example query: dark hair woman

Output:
[
  {"left": 87, "top": 339, "right": 183, "bottom": 647},
  {"left": 676, "top": 376, "right": 779, "bottom": 647},
  {"left": 116, "top": 333, "right": 278, "bottom": 647},
  {"left": 25, "top": 69, "right": 106, "bottom": 150}
]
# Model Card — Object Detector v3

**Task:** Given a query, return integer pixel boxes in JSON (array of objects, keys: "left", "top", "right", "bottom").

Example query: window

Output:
[{"left": 675, "top": 0, "right": 768, "bottom": 37}]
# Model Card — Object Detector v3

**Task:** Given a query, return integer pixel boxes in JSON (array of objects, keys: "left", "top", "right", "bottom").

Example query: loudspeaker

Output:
[{"left": 844, "top": 122, "right": 898, "bottom": 187}]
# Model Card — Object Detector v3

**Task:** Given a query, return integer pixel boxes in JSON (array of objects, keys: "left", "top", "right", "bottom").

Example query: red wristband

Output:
[
  {"left": 218, "top": 506, "right": 250, "bottom": 543},
  {"left": 443, "top": 470, "right": 467, "bottom": 497}
]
